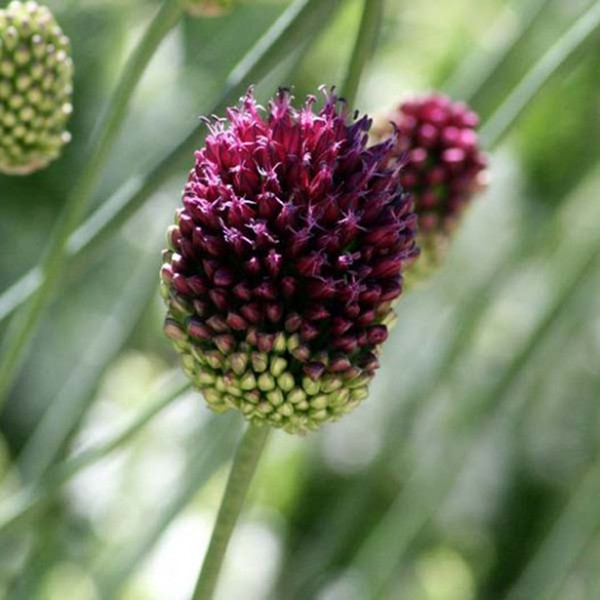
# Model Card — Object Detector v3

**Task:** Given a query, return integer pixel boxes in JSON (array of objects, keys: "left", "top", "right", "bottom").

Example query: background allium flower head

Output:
[
  {"left": 376, "top": 94, "right": 487, "bottom": 277},
  {"left": 185, "top": 0, "right": 233, "bottom": 17},
  {"left": 161, "top": 88, "right": 418, "bottom": 434},
  {"left": 0, "top": 1, "right": 73, "bottom": 175}
]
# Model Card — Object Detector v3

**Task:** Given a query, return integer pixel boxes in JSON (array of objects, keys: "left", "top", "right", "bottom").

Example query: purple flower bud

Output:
[
  {"left": 214, "top": 334, "right": 235, "bottom": 355},
  {"left": 162, "top": 88, "right": 418, "bottom": 433},
  {"left": 188, "top": 319, "right": 213, "bottom": 341},
  {"left": 214, "top": 267, "right": 235, "bottom": 287},
  {"left": 303, "top": 362, "right": 325, "bottom": 381},
  {"left": 366, "top": 325, "right": 388, "bottom": 345},
  {"left": 300, "top": 321, "right": 320, "bottom": 342},
  {"left": 206, "top": 314, "right": 229, "bottom": 333},
  {"left": 257, "top": 333, "right": 276, "bottom": 353},
  {"left": 240, "top": 303, "right": 262, "bottom": 324},
  {"left": 233, "top": 282, "right": 252, "bottom": 301},
  {"left": 285, "top": 313, "right": 302, "bottom": 333},
  {"left": 266, "top": 303, "right": 283, "bottom": 323},
  {"left": 226, "top": 312, "right": 247, "bottom": 331}
]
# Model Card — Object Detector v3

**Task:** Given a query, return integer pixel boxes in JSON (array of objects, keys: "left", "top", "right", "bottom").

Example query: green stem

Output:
[
  {"left": 480, "top": 0, "right": 600, "bottom": 146},
  {"left": 0, "top": 0, "right": 338, "bottom": 326},
  {"left": 0, "top": 0, "right": 183, "bottom": 406},
  {"left": 190, "top": 6, "right": 379, "bottom": 595},
  {"left": 341, "top": 0, "right": 384, "bottom": 108},
  {"left": 191, "top": 423, "right": 270, "bottom": 600},
  {"left": 96, "top": 412, "right": 239, "bottom": 598}
]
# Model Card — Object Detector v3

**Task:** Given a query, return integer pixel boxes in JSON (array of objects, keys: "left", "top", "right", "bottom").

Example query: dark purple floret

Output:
[{"left": 161, "top": 88, "right": 418, "bottom": 433}]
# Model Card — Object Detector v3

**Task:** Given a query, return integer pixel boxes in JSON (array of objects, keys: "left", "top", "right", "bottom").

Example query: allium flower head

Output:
[
  {"left": 185, "top": 0, "right": 233, "bottom": 17},
  {"left": 377, "top": 94, "right": 487, "bottom": 275},
  {"left": 0, "top": 1, "right": 73, "bottom": 175},
  {"left": 161, "top": 88, "right": 418, "bottom": 434}
]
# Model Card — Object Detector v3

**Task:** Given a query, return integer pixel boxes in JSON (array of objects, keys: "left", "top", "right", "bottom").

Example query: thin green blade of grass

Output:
[
  {"left": 502, "top": 378, "right": 600, "bottom": 600},
  {"left": 341, "top": 0, "right": 384, "bottom": 108},
  {"left": 13, "top": 223, "right": 167, "bottom": 484},
  {"left": 0, "top": 375, "right": 191, "bottom": 534},
  {"left": 444, "top": 0, "right": 553, "bottom": 105},
  {"left": 480, "top": 0, "right": 600, "bottom": 147}
]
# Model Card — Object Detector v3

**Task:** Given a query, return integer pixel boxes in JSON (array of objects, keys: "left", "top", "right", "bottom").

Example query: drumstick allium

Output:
[
  {"left": 185, "top": 0, "right": 233, "bottom": 17},
  {"left": 378, "top": 94, "right": 487, "bottom": 275},
  {"left": 161, "top": 88, "right": 418, "bottom": 433}
]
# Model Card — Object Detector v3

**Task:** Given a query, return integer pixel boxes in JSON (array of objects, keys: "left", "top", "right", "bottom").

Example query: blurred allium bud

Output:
[
  {"left": 376, "top": 94, "right": 487, "bottom": 275},
  {"left": 161, "top": 88, "right": 418, "bottom": 434},
  {"left": 0, "top": 1, "right": 73, "bottom": 175},
  {"left": 185, "top": 0, "right": 233, "bottom": 17}
]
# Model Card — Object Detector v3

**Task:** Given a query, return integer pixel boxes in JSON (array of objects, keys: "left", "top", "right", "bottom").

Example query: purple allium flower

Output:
[
  {"left": 375, "top": 94, "right": 487, "bottom": 275},
  {"left": 161, "top": 88, "right": 418, "bottom": 434},
  {"left": 185, "top": 0, "right": 233, "bottom": 17}
]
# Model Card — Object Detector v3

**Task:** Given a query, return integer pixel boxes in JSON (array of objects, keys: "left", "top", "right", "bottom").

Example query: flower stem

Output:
[
  {"left": 191, "top": 423, "right": 270, "bottom": 600},
  {"left": 0, "top": 0, "right": 183, "bottom": 407},
  {"left": 341, "top": 0, "right": 384, "bottom": 108}
]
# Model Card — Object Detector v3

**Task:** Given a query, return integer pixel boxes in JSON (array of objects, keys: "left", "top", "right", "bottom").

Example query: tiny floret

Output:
[
  {"left": 161, "top": 88, "right": 418, "bottom": 433},
  {"left": 0, "top": 1, "right": 74, "bottom": 175}
]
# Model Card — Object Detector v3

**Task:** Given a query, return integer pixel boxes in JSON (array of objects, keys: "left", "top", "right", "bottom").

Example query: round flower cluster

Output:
[
  {"left": 378, "top": 94, "right": 487, "bottom": 273},
  {"left": 0, "top": 1, "right": 73, "bottom": 175},
  {"left": 161, "top": 89, "right": 418, "bottom": 433},
  {"left": 185, "top": 0, "right": 233, "bottom": 17}
]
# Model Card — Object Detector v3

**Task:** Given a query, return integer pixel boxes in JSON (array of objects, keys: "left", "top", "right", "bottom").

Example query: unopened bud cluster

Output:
[
  {"left": 185, "top": 0, "right": 233, "bottom": 17},
  {"left": 162, "top": 89, "right": 418, "bottom": 434},
  {"left": 377, "top": 94, "right": 487, "bottom": 273},
  {"left": 0, "top": 1, "right": 73, "bottom": 175}
]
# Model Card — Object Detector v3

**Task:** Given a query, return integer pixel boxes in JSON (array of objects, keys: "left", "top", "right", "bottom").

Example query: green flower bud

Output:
[
  {"left": 287, "top": 388, "right": 306, "bottom": 405},
  {"left": 0, "top": 1, "right": 73, "bottom": 175},
  {"left": 239, "top": 371, "right": 256, "bottom": 391},
  {"left": 230, "top": 352, "right": 248, "bottom": 375},
  {"left": 266, "top": 388, "right": 284, "bottom": 407},
  {"left": 310, "top": 394, "right": 329, "bottom": 410},
  {"left": 251, "top": 352, "right": 268, "bottom": 373},
  {"left": 269, "top": 356, "right": 287, "bottom": 378},
  {"left": 257, "top": 372, "right": 275, "bottom": 392},
  {"left": 277, "top": 372, "right": 295, "bottom": 393}
]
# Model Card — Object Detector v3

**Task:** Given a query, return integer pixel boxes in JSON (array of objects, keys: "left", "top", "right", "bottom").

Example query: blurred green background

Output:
[{"left": 1, "top": 0, "right": 600, "bottom": 598}]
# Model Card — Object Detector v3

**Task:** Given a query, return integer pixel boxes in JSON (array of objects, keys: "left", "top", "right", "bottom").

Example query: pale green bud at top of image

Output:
[{"left": 0, "top": 1, "right": 73, "bottom": 175}]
